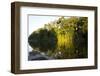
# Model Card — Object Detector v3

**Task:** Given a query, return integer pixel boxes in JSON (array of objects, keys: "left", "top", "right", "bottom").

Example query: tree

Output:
[{"left": 28, "top": 16, "right": 88, "bottom": 59}]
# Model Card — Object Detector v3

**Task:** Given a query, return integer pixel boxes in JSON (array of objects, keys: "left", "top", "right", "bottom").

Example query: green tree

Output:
[{"left": 28, "top": 16, "right": 88, "bottom": 59}]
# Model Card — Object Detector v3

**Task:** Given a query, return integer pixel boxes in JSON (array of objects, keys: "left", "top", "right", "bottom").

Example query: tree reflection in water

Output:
[{"left": 28, "top": 17, "right": 88, "bottom": 60}]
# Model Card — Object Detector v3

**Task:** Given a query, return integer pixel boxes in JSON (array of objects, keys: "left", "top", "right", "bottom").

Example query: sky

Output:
[{"left": 28, "top": 15, "right": 60, "bottom": 36}]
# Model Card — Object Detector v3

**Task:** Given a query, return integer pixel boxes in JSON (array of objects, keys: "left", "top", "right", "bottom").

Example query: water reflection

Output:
[
  {"left": 28, "top": 28, "right": 87, "bottom": 60},
  {"left": 28, "top": 17, "right": 88, "bottom": 60}
]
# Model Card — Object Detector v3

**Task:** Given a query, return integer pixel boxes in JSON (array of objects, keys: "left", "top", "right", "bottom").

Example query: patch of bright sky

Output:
[{"left": 28, "top": 15, "right": 70, "bottom": 35}]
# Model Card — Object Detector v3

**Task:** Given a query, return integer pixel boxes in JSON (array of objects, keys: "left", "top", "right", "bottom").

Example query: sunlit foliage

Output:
[{"left": 28, "top": 16, "right": 88, "bottom": 59}]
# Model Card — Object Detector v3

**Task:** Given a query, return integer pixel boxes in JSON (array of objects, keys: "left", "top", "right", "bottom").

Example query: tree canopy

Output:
[{"left": 28, "top": 16, "right": 88, "bottom": 59}]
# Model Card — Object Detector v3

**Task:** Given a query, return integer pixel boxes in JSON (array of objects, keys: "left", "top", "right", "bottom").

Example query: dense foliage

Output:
[{"left": 28, "top": 16, "right": 88, "bottom": 59}]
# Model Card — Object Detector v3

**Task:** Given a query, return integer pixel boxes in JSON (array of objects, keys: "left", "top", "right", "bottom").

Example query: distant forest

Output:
[{"left": 28, "top": 16, "right": 88, "bottom": 59}]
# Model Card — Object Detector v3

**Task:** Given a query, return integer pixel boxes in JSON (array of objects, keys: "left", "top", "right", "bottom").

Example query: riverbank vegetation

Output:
[{"left": 28, "top": 16, "right": 88, "bottom": 59}]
